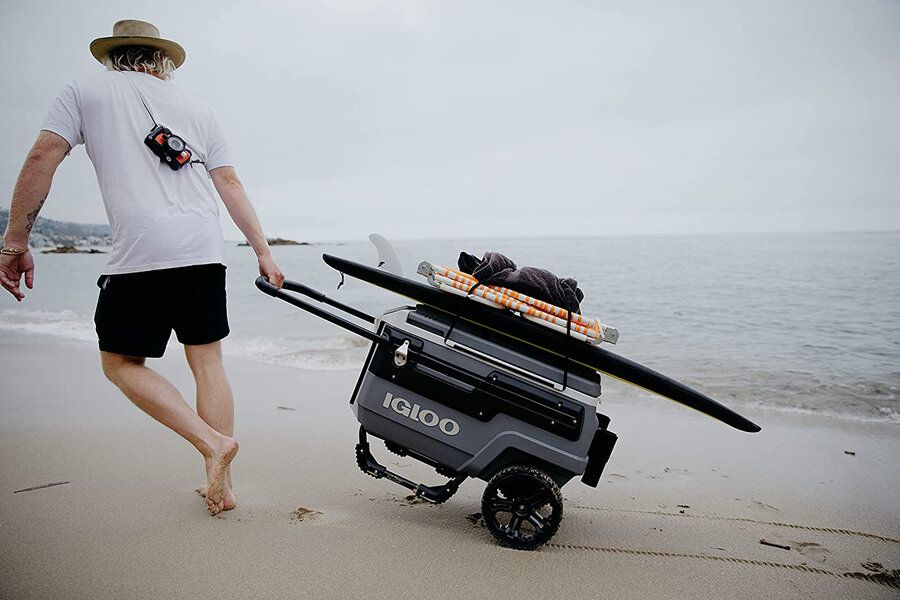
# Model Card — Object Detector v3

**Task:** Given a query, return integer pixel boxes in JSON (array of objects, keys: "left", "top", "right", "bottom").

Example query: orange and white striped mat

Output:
[{"left": 418, "top": 262, "right": 618, "bottom": 344}]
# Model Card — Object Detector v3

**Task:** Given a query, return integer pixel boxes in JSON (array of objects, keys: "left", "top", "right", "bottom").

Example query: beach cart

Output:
[{"left": 256, "top": 253, "right": 759, "bottom": 550}]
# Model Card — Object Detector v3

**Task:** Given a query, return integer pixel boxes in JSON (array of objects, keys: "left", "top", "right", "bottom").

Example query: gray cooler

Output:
[{"left": 257, "top": 277, "right": 617, "bottom": 550}]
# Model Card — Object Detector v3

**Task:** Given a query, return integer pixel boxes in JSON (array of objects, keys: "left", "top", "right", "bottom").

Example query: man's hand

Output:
[
  {"left": 2, "top": 130, "right": 69, "bottom": 302},
  {"left": 259, "top": 253, "right": 284, "bottom": 289},
  {"left": 0, "top": 250, "right": 35, "bottom": 302}
]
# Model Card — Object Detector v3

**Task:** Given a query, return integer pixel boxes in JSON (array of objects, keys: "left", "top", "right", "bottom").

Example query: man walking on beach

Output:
[{"left": 0, "top": 20, "right": 285, "bottom": 515}]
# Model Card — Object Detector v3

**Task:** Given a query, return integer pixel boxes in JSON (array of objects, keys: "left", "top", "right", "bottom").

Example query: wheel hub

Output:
[{"left": 481, "top": 465, "right": 563, "bottom": 550}]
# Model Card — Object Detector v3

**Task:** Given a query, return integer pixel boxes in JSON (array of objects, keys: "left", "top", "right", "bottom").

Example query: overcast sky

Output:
[{"left": 2, "top": 0, "right": 898, "bottom": 242}]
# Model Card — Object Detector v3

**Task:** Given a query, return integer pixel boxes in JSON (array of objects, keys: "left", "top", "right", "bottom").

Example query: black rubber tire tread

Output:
[
  {"left": 384, "top": 440, "right": 408, "bottom": 458},
  {"left": 481, "top": 464, "right": 563, "bottom": 550}
]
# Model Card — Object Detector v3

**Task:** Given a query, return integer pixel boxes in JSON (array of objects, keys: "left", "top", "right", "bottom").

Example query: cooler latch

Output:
[{"left": 394, "top": 339, "right": 411, "bottom": 367}]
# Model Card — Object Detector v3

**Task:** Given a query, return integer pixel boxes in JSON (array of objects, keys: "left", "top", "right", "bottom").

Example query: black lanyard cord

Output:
[{"left": 126, "top": 75, "right": 159, "bottom": 128}]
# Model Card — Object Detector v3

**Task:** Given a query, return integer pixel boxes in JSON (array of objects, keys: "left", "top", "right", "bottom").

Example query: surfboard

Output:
[{"left": 322, "top": 253, "right": 761, "bottom": 433}]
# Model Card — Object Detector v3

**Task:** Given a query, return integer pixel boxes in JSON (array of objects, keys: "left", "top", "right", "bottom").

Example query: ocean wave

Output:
[
  {"left": 736, "top": 401, "right": 900, "bottom": 425},
  {"left": 602, "top": 377, "right": 900, "bottom": 425},
  {"left": 2, "top": 308, "right": 897, "bottom": 422},
  {"left": 222, "top": 334, "right": 369, "bottom": 371},
  {"left": 0, "top": 308, "right": 96, "bottom": 342},
  {"left": 0, "top": 309, "right": 369, "bottom": 370}
]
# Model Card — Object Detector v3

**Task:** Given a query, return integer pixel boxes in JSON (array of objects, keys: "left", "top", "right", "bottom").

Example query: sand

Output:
[{"left": 1, "top": 331, "right": 898, "bottom": 599}]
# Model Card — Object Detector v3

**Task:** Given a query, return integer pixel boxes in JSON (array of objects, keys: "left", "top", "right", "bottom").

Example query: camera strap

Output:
[{"left": 125, "top": 75, "right": 159, "bottom": 128}]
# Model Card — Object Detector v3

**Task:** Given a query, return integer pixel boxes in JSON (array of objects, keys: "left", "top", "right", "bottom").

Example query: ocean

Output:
[{"left": 2, "top": 231, "right": 898, "bottom": 424}]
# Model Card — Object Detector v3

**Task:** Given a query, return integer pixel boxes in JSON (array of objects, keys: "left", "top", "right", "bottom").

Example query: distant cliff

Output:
[
  {"left": 238, "top": 238, "right": 309, "bottom": 246},
  {"left": 0, "top": 207, "right": 111, "bottom": 248}
]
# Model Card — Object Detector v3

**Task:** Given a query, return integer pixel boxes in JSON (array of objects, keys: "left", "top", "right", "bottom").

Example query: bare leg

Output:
[
  {"left": 185, "top": 342, "right": 236, "bottom": 510},
  {"left": 101, "top": 351, "right": 237, "bottom": 515}
]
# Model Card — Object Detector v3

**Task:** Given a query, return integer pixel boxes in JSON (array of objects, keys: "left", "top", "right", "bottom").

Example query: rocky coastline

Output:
[{"left": 1, "top": 207, "right": 112, "bottom": 250}]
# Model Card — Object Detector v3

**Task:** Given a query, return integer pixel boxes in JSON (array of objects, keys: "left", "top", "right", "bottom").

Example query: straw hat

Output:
[{"left": 89, "top": 19, "right": 185, "bottom": 68}]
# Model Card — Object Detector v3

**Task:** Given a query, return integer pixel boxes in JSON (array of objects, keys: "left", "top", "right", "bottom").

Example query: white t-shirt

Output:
[{"left": 41, "top": 70, "right": 233, "bottom": 274}]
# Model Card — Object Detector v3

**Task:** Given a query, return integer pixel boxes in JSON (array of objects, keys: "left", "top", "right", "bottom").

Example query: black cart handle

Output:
[{"left": 255, "top": 276, "right": 390, "bottom": 346}]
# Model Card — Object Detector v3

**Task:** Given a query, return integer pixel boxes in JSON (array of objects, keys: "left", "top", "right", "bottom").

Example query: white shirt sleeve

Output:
[
  {"left": 41, "top": 82, "right": 84, "bottom": 148},
  {"left": 204, "top": 108, "right": 234, "bottom": 171}
]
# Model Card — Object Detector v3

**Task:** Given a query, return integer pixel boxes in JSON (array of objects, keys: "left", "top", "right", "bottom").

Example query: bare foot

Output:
[
  {"left": 196, "top": 486, "right": 236, "bottom": 510},
  {"left": 204, "top": 438, "right": 238, "bottom": 515},
  {"left": 196, "top": 469, "right": 236, "bottom": 510}
]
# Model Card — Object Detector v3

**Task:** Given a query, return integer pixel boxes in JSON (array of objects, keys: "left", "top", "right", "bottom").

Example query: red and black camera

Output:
[{"left": 144, "top": 125, "right": 192, "bottom": 170}]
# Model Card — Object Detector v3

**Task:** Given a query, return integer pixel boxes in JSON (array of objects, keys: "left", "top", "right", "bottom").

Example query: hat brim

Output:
[{"left": 90, "top": 35, "right": 185, "bottom": 68}]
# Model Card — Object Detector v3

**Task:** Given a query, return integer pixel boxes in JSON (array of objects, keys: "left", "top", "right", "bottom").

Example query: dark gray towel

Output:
[{"left": 458, "top": 251, "right": 584, "bottom": 314}]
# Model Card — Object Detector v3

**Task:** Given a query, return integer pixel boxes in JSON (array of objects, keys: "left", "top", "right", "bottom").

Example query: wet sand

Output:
[{"left": 1, "top": 331, "right": 898, "bottom": 599}]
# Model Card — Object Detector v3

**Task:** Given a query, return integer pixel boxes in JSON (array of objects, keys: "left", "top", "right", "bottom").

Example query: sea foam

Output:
[{"left": 0, "top": 308, "right": 96, "bottom": 342}]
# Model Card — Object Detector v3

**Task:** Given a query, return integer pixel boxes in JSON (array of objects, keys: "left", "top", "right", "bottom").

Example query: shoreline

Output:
[
  {"left": 1, "top": 325, "right": 897, "bottom": 427},
  {"left": 1, "top": 331, "right": 898, "bottom": 599}
]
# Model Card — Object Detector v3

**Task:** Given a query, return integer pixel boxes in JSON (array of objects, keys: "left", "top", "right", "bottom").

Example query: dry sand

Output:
[{"left": 1, "top": 331, "right": 898, "bottom": 599}]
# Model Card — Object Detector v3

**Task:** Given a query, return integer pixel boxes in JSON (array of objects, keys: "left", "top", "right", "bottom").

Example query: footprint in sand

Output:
[
  {"left": 662, "top": 467, "right": 692, "bottom": 478},
  {"left": 290, "top": 507, "right": 323, "bottom": 522},
  {"left": 791, "top": 541, "right": 831, "bottom": 563},
  {"left": 606, "top": 473, "right": 629, "bottom": 483},
  {"left": 748, "top": 500, "right": 781, "bottom": 513}
]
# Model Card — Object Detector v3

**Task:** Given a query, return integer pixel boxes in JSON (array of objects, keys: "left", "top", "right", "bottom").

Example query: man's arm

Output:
[
  {"left": 1, "top": 131, "right": 70, "bottom": 301},
  {"left": 210, "top": 166, "right": 285, "bottom": 288}
]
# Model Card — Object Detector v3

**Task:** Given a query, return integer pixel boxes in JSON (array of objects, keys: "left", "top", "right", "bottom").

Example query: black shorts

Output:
[{"left": 94, "top": 263, "right": 229, "bottom": 358}]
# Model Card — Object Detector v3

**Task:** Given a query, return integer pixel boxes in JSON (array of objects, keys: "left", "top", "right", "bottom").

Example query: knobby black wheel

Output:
[{"left": 481, "top": 465, "right": 563, "bottom": 550}]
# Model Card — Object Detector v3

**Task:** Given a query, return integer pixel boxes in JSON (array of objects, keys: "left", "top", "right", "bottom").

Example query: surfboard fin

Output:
[{"left": 369, "top": 233, "right": 404, "bottom": 276}]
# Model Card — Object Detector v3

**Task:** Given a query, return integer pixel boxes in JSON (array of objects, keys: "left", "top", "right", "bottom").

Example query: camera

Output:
[{"left": 144, "top": 125, "right": 192, "bottom": 170}]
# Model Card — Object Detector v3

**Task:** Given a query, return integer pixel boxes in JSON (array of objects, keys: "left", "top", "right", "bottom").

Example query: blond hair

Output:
[{"left": 103, "top": 46, "right": 175, "bottom": 80}]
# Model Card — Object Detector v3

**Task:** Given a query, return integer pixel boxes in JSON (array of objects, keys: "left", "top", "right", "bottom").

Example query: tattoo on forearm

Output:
[{"left": 25, "top": 195, "right": 47, "bottom": 233}]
